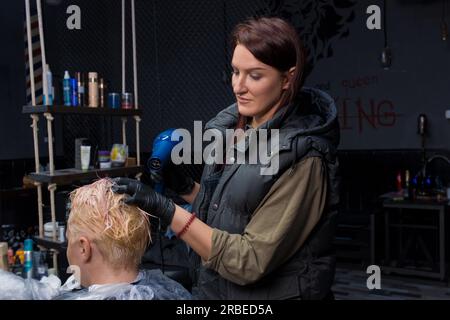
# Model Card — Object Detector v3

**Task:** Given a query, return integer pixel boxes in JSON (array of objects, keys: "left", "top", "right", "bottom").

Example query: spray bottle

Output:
[
  {"left": 43, "top": 64, "right": 53, "bottom": 105},
  {"left": 75, "top": 72, "right": 85, "bottom": 106},
  {"left": 63, "top": 71, "right": 71, "bottom": 106},
  {"left": 71, "top": 78, "right": 78, "bottom": 106},
  {"left": 23, "top": 239, "right": 33, "bottom": 279}
]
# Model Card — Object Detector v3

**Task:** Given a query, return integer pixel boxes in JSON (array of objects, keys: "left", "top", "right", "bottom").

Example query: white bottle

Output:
[{"left": 44, "top": 64, "right": 53, "bottom": 105}]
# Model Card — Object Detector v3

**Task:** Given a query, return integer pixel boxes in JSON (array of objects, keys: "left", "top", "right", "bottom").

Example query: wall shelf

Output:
[
  {"left": 33, "top": 236, "right": 67, "bottom": 252},
  {"left": 28, "top": 165, "right": 143, "bottom": 185},
  {"left": 22, "top": 105, "right": 142, "bottom": 116},
  {"left": 23, "top": 103, "right": 143, "bottom": 274},
  {"left": 23, "top": 0, "right": 143, "bottom": 277}
]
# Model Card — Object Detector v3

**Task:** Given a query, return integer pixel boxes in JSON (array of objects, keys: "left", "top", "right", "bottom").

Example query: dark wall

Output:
[
  {"left": 2, "top": 0, "right": 450, "bottom": 159},
  {"left": 42, "top": 0, "right": 266, "bottom": 162},
  {"left": 2, "top": 1, "right": 449, "bottom": 265},
  {"left": 305, "top": 0, "right": 450, "bottom": 150},
  {"left": 0, "top": 1, "right": 41, "bottom": 160},
  {"left": 0, "top": 0, "right": 62, "bottom": 161}
]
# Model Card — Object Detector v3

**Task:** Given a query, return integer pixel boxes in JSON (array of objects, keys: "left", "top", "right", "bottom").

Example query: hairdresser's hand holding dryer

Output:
[{"left": 113, "top": 17, "right": 340, "bottom": 300}]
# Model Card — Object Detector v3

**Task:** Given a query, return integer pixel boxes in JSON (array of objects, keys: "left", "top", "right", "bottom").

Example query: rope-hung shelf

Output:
[{"left": 22, "top": 0, "right": 143, "bottom": 273}]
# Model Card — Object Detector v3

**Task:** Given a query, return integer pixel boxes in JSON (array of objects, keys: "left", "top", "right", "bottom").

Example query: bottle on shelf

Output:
[
  {"left": 15, "top": 245, "right": 24, "bottom": 265},
  {"left": 122, "top": 92, "right": 133, "bottom": 109},
  {"left": 405, "top": 170, "right": 412, "bottom": 200},
  {"left": 99, "top": 78, "right": 106, "bottom": 108},
  {"left": 63, "top": 71, "right": 71, "bottom": 106},
  {"left": 0, "top": 242, "right": 8, "bottom": 271},
  {"left": 43, "top": 64, "right": 53, "bottom": 105},
  {"left": 23, "top": 239, "right": 33, "bottom": 279},
  {"left": 396, "top": 170, "right": 402, "bottom": 193},
  {"left": 70, "top": 78, "right": 78, "bottom": 106},
  {"left": 32, "top": 251, "right": 48, "bottom": 280},
  {"left": 75, "top": 72, "right": 85, "bottom": 106},
  {"left": 88, "top": 72, "right": 99, "bottom": 108}
]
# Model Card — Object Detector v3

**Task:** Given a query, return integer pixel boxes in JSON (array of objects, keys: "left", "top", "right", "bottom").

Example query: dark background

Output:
[
  {"left": 1, "top": 0, "right": 450, "bottom": 267},
  {"left": 3, "top": 0, "right": 450, "bottom": 160}
]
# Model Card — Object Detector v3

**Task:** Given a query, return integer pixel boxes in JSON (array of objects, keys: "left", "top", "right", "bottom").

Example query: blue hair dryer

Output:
[
  {"left": 148, "top": 128, "right": 188, "bottom": 241},
  {"left": 147, "top": 128, "right": 183, "bottom": 194}
]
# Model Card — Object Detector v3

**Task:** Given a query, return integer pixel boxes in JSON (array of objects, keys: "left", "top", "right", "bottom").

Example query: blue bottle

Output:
[
  {"left": 63, "top": 71, "right": 71, "bottom": 106},
  {"left": 71, "top": 78, "right": 78, "bottom": 106},
  {"left": 24, "top": 239, "right": 33, "bottom": 279}
]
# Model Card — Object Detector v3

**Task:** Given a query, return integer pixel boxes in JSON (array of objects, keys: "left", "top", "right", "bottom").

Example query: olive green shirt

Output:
[{"left": 203, "top": 156, "right": 327, "bottom": 285}]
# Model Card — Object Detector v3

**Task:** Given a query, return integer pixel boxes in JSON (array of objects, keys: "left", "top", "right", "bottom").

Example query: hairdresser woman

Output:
[{"left": 113, "top": 17, "right": 340, "bottom": 300}]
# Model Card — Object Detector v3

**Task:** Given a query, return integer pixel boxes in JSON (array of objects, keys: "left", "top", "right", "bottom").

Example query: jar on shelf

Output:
[
  {"left": 98, "top": 150, "right": 111, "bottom": 169},
  {"left": 121, "top": 93, "right": 133, "bottom": 109}
]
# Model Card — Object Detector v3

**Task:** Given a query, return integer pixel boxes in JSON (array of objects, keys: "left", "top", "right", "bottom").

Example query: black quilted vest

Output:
[{"left": 190, "top": 87, "right": 340, "bottom": 300}]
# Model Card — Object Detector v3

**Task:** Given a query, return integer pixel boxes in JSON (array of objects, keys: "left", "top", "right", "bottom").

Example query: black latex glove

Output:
[
  {"left": 111, "top": 177, "right": 175, "bottom": 227},
  {"left": 150, "top": 163, "right": 195, "bottom": 196}
]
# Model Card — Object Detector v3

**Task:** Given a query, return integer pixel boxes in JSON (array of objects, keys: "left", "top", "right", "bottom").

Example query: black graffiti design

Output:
[{"left": 256, "top": 0, "right": 357, "bottom": 77}]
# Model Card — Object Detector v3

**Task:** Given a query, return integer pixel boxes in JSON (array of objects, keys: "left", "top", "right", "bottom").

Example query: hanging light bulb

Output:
[
  {"left": 442, "top": 21, "right": 448, "bottom": 41},
  {"left": 380, "top": 0, "right": 392, "bottom": 69},
  {"left": 441, "top": 0, "right": 448, "bottom": 41},
  {"left": 381, "top": 46, "right": 392, "bottom": 69}
]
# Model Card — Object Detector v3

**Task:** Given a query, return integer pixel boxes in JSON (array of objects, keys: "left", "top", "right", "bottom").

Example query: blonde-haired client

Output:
[{"left": 0, "top": 178, "right": 192, "bottom": 300}]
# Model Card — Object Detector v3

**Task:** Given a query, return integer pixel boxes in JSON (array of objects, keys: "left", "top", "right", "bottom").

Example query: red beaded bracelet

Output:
[{"left": 177, "top": 213, "right": 196, "bottom": 238}]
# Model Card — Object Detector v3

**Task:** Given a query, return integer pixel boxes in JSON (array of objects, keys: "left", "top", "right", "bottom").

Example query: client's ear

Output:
[{"left": 78, "top": 236, "right": 92, "bottom": 263}]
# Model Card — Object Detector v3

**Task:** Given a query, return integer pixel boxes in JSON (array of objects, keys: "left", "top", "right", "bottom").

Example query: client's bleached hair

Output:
[{"left": 67, "top": 178, "right": 151, "bottom": 270}]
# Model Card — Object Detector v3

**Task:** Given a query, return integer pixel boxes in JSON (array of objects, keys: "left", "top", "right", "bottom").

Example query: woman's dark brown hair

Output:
[{"left": 230, "top": 17, "right": 306, "bottom": 129}]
